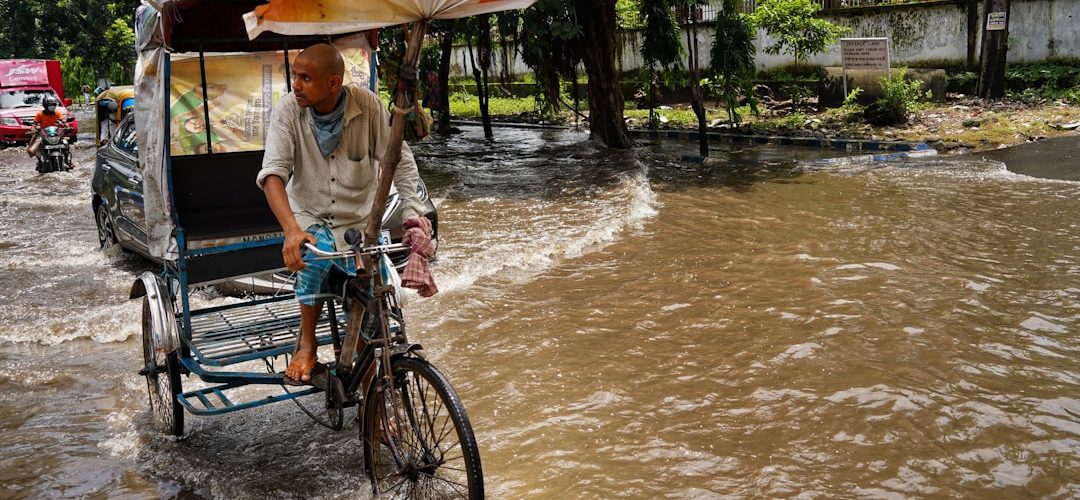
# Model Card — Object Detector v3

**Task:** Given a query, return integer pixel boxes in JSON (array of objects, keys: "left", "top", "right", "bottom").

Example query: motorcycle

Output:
[{"left": 32, "top": 125, "right": 73, "bottom": 173}]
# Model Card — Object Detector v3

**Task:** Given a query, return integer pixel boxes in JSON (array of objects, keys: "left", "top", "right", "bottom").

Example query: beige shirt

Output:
[{"left": 256, "top": 83, "right": 423, "bottom": 247}]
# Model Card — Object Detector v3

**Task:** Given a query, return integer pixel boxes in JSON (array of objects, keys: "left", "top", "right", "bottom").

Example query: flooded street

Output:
[{"left": 1, "top": 126, "right": 1078, "bottom": 498}]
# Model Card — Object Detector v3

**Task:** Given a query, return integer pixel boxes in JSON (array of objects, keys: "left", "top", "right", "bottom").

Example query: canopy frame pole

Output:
[{"left": 361, "top": 21, "right": 427, "bottom": 273}]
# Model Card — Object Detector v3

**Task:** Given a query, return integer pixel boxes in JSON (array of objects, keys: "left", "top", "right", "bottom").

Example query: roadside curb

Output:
[
  {"left": 630, "top": 128, "right": 933, "bottom": 153},
  {"left": 807, "top": 148, "right": 939, "bottom": 166},
  {"left": 449, "top": 119, "right": 577, "bottom": 131},
  {"left": 445, "top": 121, "right": 938, "bottom": 165}
]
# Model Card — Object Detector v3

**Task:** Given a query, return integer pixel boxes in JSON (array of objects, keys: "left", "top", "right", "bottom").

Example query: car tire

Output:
[{"left": 95, "top": 203, "right": 119, "bottom": 249}]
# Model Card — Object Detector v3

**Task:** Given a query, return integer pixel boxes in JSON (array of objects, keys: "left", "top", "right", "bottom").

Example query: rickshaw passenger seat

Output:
[{"left": 171, "top": 151, "right": 286, "bottom": 285}]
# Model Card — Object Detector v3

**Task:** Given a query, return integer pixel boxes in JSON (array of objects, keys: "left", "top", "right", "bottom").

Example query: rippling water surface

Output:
[{"left": 1, "top": 127, "right": 1078, "bottom": 498}]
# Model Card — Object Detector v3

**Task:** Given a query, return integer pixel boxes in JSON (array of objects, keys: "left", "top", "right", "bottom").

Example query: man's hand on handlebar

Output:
[{"left": 282, "top": 228, "right": 316, "bottom": 272}]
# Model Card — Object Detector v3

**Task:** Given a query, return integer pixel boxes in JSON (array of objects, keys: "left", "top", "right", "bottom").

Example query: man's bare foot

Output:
[{"left": 285, "top": 344, "right": 317, "bottom": 382}]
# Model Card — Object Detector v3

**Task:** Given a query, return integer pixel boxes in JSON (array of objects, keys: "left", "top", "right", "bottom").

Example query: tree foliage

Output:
[
  {"left": 519, "top": 0, "right": 581, "bottom": 115},
  {"left": 708, "top": 0, "right": 757, "bottom": 124},
  {"left": 641, "top": 0, "right": 682, "bottom": 74},
  {"left": 616, "top": 0, "right": 645, "bottom": 30},
  {"left": 0, "top": 0, "right": 140, "bottom": 95},
  {"left": 750, "top": 0, "right": 848, "bottom": 70}
]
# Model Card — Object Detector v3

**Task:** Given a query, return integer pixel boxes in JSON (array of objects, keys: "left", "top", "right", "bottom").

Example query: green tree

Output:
[
  {"left": 520, "top": 0, "right": 580, "bottom": 116},
  {"left": 675, "top": 0, "right": 709, "bottom": 155},
  {"left": 708, "top": 0, "right": 757, "bottom": 124},
  {"left": 750, "top": 0, "right": 848, "bottom": 75},
  {"left": 616, "top": 0, "right": 645, "bottom": 29},
  {"left": 464, "top": 14, "right": 495, "bottom": 138},
  {"left": 495, "top": 12, "right": 520, "bottom": 85},
  {"left": 429, "top": 20, "right": 457, "bottom": 134},
  {"left": 640, "top": 0, "right": 682, "bottom": 129},
  {"left": 0, "top": 0, "right": 139, "bottom": 95}
]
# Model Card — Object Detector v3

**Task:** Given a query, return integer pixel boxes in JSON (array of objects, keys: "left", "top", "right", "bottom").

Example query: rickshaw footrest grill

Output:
[
  {"left": 177, "top": 383, "right": 321, "bottom": 416},
  {"left": 181, "top": 295, "right": 343, "bottom": 367}
]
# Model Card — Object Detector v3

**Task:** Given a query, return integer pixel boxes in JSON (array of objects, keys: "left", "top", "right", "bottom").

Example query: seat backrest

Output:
[{"left": 171, "top": 151, "right": 286, "bottom": 284}]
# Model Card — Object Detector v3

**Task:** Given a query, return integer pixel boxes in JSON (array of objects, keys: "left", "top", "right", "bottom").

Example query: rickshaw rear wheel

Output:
[
  {"left": 363, "top": 357, "right": 483, "bottom": 499},
  {"left": 142, "top": 297, "right": 184, "bottom": 436}
]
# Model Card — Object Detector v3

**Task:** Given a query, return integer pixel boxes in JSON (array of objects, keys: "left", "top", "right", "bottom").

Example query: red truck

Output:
[{"left": 0, "top": 59, "right": 78, "bottom": 144}]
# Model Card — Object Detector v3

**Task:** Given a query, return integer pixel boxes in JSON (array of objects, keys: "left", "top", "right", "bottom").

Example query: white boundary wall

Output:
[{"left": 448, "top": 0, "right": 1080, "bottom": 78}]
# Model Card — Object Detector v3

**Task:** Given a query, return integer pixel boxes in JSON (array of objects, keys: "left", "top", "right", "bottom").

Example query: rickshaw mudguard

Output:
[
  {"left": 130, "top": 271, "right": 181, "bottom": 355},
  {"left": 389, "top": 342, "right": 423, "bottom": 358}
]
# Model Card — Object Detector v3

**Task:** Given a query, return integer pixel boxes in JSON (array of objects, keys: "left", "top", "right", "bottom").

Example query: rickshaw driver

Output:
[{"left": 257, "top": 44, "right": 425, "bottom": 383}]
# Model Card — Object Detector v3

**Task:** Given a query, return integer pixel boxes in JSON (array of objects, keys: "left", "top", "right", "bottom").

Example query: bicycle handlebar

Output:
[{"left": 302, "top": 242, "right": 410, "bottom": 262}]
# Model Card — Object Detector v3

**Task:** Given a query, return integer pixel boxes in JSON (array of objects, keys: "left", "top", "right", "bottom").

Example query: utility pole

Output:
[{"left": 977, "top": 0, "right": 1010, "bottom": 99}]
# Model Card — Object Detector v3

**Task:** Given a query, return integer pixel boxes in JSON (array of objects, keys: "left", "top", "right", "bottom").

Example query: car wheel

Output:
[{"left": 95, "top": 204, "right": 118, "bottom": 248}]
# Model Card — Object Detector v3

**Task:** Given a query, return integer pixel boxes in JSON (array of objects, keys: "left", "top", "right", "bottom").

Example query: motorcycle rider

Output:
[{"left": 27, "top": 96, "right": 73, "bottom": 170}]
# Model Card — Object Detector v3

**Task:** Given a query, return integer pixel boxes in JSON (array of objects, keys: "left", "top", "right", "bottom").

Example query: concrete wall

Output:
[
  {"left": 1009, "top": 0, "right": 1080, "bottom": 61},
  {"left": 760, "top": 0, "right": 970, "bottom": 69},
  {"left": 446, "top": 0, "right": 1080, "bottom": 79}
]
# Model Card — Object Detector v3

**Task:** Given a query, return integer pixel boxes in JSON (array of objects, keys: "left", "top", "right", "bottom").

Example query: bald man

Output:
[{"left": 257, "top": 43, "right": 424, "bottom": 383}]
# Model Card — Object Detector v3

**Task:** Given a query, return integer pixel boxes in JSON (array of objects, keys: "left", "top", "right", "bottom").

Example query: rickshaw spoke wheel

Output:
[
  {"left": 363, "top": 357, "right": 483, "bottom": 499},
  {"left": 142, "top": 297, "right": 184, "bottom": 436}
]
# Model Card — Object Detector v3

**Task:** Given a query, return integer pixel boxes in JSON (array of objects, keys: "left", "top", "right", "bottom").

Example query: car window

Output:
[
  {"left": 114, "top": 119, "right": 139, "bottom": 157},
  {"left": 111, "top": 121, "right": 130, "bottom": 150},
  {"left": 0, "top": 89, "right": 55, "bottom": 109}
]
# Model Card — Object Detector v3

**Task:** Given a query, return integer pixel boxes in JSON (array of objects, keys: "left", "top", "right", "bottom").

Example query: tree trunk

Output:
[
  {"left": 977, "top": 0, "right": 1010, "bottom": 99},
  {"left": 436, "top": 23, "right": 455, "bottom": 135},
  {"left": 478, "top": 14, "right": 494, "bottom": 138},
  {"left": 570, "top": 65, "right": 581, "bottom": 128},
  {"left": 685, "top": 20, "right": 707, "bottom": 156},
  {"left": 574, "top": 0, "right": 631, "bottom": 149},
  {"left": 966, "top": 0, "right": 979, "bottom": 68},
  {"left": 466, "top": 35, "right": 492, "bottom": 139},
  {"left": 499, "top": 38, "right": 511, "bottom": 85}
]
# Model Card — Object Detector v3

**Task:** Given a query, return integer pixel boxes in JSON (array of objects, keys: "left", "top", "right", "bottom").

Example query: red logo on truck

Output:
[{"left": 0, "top": 60, "right": 52, "bottom": 87}]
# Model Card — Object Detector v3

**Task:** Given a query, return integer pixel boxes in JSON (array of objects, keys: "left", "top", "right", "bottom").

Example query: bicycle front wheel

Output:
[{"left": 363, "top": 356, "right": 483, "bottom": 499}]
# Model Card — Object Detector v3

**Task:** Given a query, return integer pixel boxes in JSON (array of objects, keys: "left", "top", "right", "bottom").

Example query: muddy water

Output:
[{"left": 1, "top": 127, "right": 1078, "bottom": 498}]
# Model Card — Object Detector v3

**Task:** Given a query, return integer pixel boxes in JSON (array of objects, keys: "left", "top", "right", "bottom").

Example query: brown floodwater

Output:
[{"left": 0, "top": 126, "right": 1077, "bottom": 498}]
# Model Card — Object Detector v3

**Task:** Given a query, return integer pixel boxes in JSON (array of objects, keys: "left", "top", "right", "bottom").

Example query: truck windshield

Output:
[{"left": 0, "top": 89, "right": 56, "bottom": 110}]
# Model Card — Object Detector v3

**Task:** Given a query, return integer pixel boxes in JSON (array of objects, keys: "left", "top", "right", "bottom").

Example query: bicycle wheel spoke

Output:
[
  {"left": 365, "top": 357, "right": 481, "bottom": 498},
  {"left": 418, "top": 470, "right": 469, "bottom": 495}
]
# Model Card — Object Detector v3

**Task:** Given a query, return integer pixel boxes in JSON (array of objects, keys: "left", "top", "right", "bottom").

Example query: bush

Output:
[
  {"left": 1004, "top": 62, "right": 1080, "bottom": 103},
  {"left": 838, "top": 87, "right": 864, "bottom": 121},
  {"left": 864, "top": 68, "right": 927, "bottom": 125}
]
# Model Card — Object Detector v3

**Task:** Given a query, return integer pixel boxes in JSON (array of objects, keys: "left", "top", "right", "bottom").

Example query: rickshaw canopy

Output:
[
  {"left": 241, "top": 0, "right": 537, "bottom": 37},
  {"left": 134, "top": 0, "right": 535, "bottom": 264}
]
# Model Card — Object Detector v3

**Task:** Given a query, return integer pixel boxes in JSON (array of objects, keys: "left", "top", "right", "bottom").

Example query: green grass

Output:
[
  {"left": 624, "top": 104, "right": 740, "bottom": 128},
  {"left": 447, "top": 92, "right": 539, "bottom": 118}
]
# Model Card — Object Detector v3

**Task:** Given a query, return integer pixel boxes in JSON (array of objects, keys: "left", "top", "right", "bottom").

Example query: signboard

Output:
[
  {"left": 987, "top": 12, "right": 1007, "bottom": 31},
  {"left": 840, "top": 38, "right": 890, "bottom": 71},
  {"left": 168, "top": 33, "right": 373, "bottom": 156},
  {"left": 0, "top": 60, "right": 52, "bottom": 87}
]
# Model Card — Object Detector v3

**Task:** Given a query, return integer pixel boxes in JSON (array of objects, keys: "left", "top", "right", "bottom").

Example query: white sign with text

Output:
[{"left": 840, "top": 38, "right": 890, "bottom": 71}]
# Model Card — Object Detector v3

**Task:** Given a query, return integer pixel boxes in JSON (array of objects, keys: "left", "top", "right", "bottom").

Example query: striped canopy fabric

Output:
[{"left": 243, "top": 0, "right": 537, "bottom": 38}]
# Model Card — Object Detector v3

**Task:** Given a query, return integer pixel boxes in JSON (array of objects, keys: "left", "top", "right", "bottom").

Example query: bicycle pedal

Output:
[{"left": 309, "top": 363, "right": 332, "bottom": 391}]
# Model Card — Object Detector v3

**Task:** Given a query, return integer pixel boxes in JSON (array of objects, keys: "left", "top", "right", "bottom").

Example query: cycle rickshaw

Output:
[{"left": 129, "top": 1, "right": 533, "bottom": 496}]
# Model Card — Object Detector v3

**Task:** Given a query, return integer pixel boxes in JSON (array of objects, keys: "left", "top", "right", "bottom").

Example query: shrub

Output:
[
  {"left": 838, "top": 87, "right": 864, "bottom": 121},
  {"left": 864, "top": 68, "right": 928, "bottom": 125}
]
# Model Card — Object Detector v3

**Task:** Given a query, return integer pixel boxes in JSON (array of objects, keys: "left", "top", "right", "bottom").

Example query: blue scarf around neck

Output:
[{"left": 309, "top": 90, "right": 346, "bottom": 156}]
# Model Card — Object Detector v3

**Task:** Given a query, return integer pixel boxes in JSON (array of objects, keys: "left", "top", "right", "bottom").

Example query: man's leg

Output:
[
  {"left": 286, "top": 224, "right": 334, "bottom": 382},
  {"left": 286, "top": 301, "right": 323, "bottom": 382}
]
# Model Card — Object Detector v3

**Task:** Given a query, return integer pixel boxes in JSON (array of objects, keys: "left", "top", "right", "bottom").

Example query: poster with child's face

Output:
[{"left": 168, "top": 34, "right": 373, "bottom": 156}]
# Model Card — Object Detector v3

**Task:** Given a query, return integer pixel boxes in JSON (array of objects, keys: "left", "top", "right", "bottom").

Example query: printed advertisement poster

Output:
[{"left": 168, "top": 34, "right": 373, "bottom": 156}]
